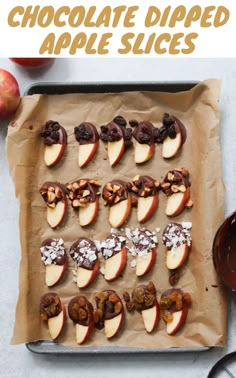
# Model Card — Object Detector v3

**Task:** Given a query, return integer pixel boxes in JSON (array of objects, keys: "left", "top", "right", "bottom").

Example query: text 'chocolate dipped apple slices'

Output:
[
  {"left": 129, "top": 175, "right": 160, "bottom": 223},
  {"left": 74, "top": 122, "right": 99, "bottom": 168},
  {"left": 132, "top": 120, "right": 155, "bottom": 164},
  {"left": 70, "top": 237, "right": 99, "bottom": 288},
  {"left": 100, "top": 116, "right": 132, "bottom": 167},
  {"left": 102, "top": 180, "right": 132, "bottom": 228},
  {"left": 125, "top": 228, "right": 157, "bottom": 276},
  {"left": 123, "top": 281, "right": 160, "bottom": 333},
  {"left": 40, "top": 238, "right": 67, "bottom": 287},
  {"left": 40, "top": 120, "right": 67, "bottom": 167},
  {"left": 68, "top": 296, "right": 95, "bottom": 345},
  {"left": 94, "top": 290, "right": 124, "bottom": 339},
  {"left": 161, "top": 168, "right": 193, "bottom": 217},
  {"left": 99, "top": 233, "right": 127, "bottom": 281},
  {"left": 39, "top": 182, "right": 68, "bottom": 228},
  {"left": 160, "top": 289, "right": 191, "bottom": 335},
  {"left": 40, "top": 292, "right": 66, "bottom": 340},
  {"left": 154, "top": 113, "right": 187, "bottom": 159},
  {"left": 67, "top": 179, "right": 101, "bottom": 226}
]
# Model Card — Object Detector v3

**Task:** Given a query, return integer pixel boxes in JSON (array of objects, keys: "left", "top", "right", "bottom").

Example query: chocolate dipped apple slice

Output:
[
  {"left": 125, "top": 228, "right": 157, "bottom": 276},
  {"left": 70, "top": 237, "right": 99, "bottom": 288},
  {"left": 154, "top": 113, "right": 187, "bottom": 159},
  {"left": 40, "top": 238, "right": 67, "bottom": 287},
  {"left": 123, "top": 281, "right": 160, "bottom": 333},
  {"left": 68, "top": 296, "right": 95, "bottom": 345},
  {"left": 162, "top": 223, "right": 192, "bottom": 283},
  {"left": 161, "top": 168, "right": 193, "bottom": 217},
  {"left": 100, "top": 116, "right": 132, "bottom": 167},
  {"left": 74, "top": 122, "right": 99, "bottom": 168},
  {"left": 94, "top": 290, "right": 124, "bottom": 338},
  {"left": 40, "top": 120, "right": 67, "bottom": 167},
  {"left": 99, "top": 233, "right": 127, "bottom": 281},
  {"left": 102, "top": 180, "right": 132, "bottom": 228},
  {"left": 132, "top": 120, "right": 155, "bottom": 164},
  {"left": 160, "top": 289, "right": 192, "bottom": 335},
  {"left": 67, "top": 179, "right": 101, "bottom": 226},
  {"left": 40, "top": 292, "right": 66, "bottom": 340},
  {"left": 39, "top": 182, "right": 68, "bottom": 228},
  {"left": 130, "top": 175, "right": 160, "bottom": 222}
]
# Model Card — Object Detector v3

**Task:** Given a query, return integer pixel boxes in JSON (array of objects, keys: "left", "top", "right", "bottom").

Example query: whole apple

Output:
[
  {"left": 0, "top": 69, "right": 20, "bottom": 119},
  {"left": 10, "top": 58, "right": 55, "bottom": 68}
]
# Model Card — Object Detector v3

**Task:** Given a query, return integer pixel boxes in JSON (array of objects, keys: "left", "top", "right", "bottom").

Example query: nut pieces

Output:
[
  {"left": 102, "top": 180, "right": 128, "bottom": 207},
  {"left": 40, "top": 182, "right": 67, "bottom": 209},
  {"left": 161, "top": 168, "right": 191, "bottom": 197},
  {"left": 67, "top": 179, "right": 101, "bottom": 209}
]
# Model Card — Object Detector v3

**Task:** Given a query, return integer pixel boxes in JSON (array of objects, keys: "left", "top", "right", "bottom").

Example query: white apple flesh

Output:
[
  {"left": 44, "top": 143, "right": 66, "bottom": 167},
  {"left": 109, "top": 195, "right": 132, "bottom": 228},
  {"left": 104, "top": 247, "right": 127, "bottom": 281},
  {"left": 166, "top": 305, "right": 188, "bottom": 335},
  {"left": 136, "top": 247, "right": 156, "bottom": 276},
  {"left": 78, "top": 142, "right": 98, "bottom": 168},
  {"left": 79, "top": 197, "right": 99, "bottom": 226},
  {"left": 47, "top": 304, "right": 66, "bottom": 340},
  {"left": 77, "top": 260, "right": 99, "bottom": 288},
  {"left": 134, "top": 141, "right": 155, "bottom": 164},
  {"left": 107, "top": 139, "right": 125, "bottom": 167},
  {"left": 166, "top": 242, "right": 189, "bottom": 270},
  {"left": 137, "top": 195, "right": 158, "bottom": 223},
  {"left": 162, "top": 131, "right": 182, "bottom": 159},
  {"left": 75, "top": 322, "right": 94, "bottom": 345},
  {"left": 104, "top": 312, "right": 123, "bottom": 338},
  {"left": 165, "top": 188, "right": 190, "bottom": 217},
  {"left": 47, "top": 200, "right": 67, "bottom": 228},
  {"left": 45, "top": 264, "right": 67, "bottom": 287},
  {"left": 141, "top": 302, "right": 160, "bottom": 333}
]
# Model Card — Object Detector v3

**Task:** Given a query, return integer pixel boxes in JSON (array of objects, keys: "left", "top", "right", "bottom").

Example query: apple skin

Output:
[
  {"left": 166, "top": 303, "right": 188, "bottom": 335},
  {"left": 165, "top": 188, "right": 190, "bottom": 217},
  {"left": 104, "top": 246, "right": 127, "bottom": 281},
  {"left": 136, "top": 247, "right": 157, "bottom": 277},
  {"left": 141, "top": 302, "right": 160, "bottom": 333},
  {"left": 10, "top": 58, "right": 55, "bottom": 68},
  {"left": 47, "top": 200, "right": 67, "bottom": 229},
  {"left": 104, "top": 310, "right": 124, "bottom": 339},
  {"left": 76, "top": 321, "right": 95, "bottom": 345},
  {"left": 166, "top": 242, "right": 189, "bottom": 270},
  {"left": 47, "top": 302, "right": 66, "bottom": 340},
  {"left": 107, "top": 138, "right": 125, "bottom": 167},
  {"left": 109, "top": 194, "right": 132, "bottom": 228},
  {"left": 137, "top": 194, "right": 159, "bottom": 223},
  {"left": 78, "top": 141, "right": 99, "bottom": 168},
  {"left": 77, "top": 259, "right": 99, "bottom": 288},
  {"left": 0, "top": 69, "right": 20, "bottom": 119},
  {"left": 45, "top": 261, "right": 67, "bottom": 287}
]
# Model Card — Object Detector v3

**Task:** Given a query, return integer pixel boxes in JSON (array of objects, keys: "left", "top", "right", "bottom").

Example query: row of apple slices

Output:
[
  {"left": 41, "top": 114, "right": 187, "bottom": 168},
  {"left": 40, "top": 285, "right": 192, "bottom": 344}
]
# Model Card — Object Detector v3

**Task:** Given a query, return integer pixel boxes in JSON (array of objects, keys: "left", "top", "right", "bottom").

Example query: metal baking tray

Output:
[{"left": 24, "top": 81, "right": 210, "bottom": 354}]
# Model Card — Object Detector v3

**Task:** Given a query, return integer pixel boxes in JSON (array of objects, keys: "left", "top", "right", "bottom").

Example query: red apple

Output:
[
  {"left": 136, "top": 247, "right": 156, "bottom": 276},
  {"left": 77, "top": 260, "right": 100, "bottom": 288},
  {"left": 0, "top": 69, "right": 20, "bottom": 119},
  {"left": 165, "top": 188, "right": 190, "bottom": 217},
  {"left": 104, "top": 246, "right": 127, "bottom": 281},
  {"left": 141, "top": 302, "right": 160, "bottom": 333},
  {"left": 137, "top": 194, "right": 159, "bottom": 223},
  {"left": 10, "top": 58, "right": 54, "bottom": 68}
]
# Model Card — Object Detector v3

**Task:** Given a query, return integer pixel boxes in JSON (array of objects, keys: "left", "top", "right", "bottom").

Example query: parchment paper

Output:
[{"left": 7, "top": 79, "right": 227, "bottom": 348}]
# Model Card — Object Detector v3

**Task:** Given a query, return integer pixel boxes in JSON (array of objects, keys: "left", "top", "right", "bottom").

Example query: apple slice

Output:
[
  {"left": 137, "top": 195, "right": 158, "bottom": 223},
  {"left": 70, "top": 238, "right": 99, "bottom": 288},
  {"left": 132, "top": 121, "right": 155, "bottom": 164},
  {"left": 79, "top": 197, "right": 99, "bottom": 226},
  {"left": 40, "top": 120, "right": 67, "bottom": 167},
  {"left": 105, "top": 312, "right": 124, "bottom": 338},
  {"left": 100, "top": 234, "right": 127, "bottom": 281},
  {"left": 77, "top": 260, "right": 100, "bottom": 288},
  {"left": 136, "top": 247, "right": 156, "bottom": 276},
  {"left": 40, "top": 293, "right": 66, "bottom": 340},
  {"left": 40, "top": 182, "right": 68, "bottom": 229},
  {"left": 142, "top": 302, "right": 160, "bottom": 333},
  {"left": 74, "top": 122, "right": 99, "bottom": 168},
  {"left": 166, "top": 304, "right": 188, "bottom": 335},
  {"left": 134, "top": 141, "right": 155, "bottom": 164},
  {"left": 162, "top": 131, "right": 182, "bottom": 159},
  {"left": 68, "top": 296, "right": 95, "bottom": 345},
  {"left": 165, "top": 188, "right": 190, "bottom": 217},
  {"left": 109, "top": 195, "right": 132, "bottom": 228},
  {"left": 107, "top": 138, "right": 125, "bottom": 167},
  {"left": 45, "top": 264, "right": 67, "bottom": 287},
  {"left": 166, "top": 243, "right": 189, "bottom": 270}
]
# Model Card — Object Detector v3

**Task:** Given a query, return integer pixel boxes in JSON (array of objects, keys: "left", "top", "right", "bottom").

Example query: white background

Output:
[
  {"left": 0, "top": 57, "right": 236, "bottom": 377},
  {"left": 1, "top": 0, "right": 236, "bottom": 57}
]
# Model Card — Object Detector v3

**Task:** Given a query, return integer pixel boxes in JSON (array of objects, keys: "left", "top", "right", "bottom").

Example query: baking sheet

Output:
[{"left": 7, "top": 80, "right": 227, "bottom": 353}]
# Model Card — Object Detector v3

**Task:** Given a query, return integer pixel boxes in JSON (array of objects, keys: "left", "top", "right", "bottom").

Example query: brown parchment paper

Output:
[{"left": 7, "top": 79, "right": 227, "bottom": 349}]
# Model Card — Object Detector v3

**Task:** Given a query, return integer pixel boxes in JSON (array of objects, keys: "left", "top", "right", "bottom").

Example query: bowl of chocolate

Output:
[{"left": 213, "top": 211, "right": 236, "bottom": 291}]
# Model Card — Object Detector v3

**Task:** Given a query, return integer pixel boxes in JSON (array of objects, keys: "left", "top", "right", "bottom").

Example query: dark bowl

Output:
[{"left": 212, "top": 211, "right": 236, "bottom": 292}]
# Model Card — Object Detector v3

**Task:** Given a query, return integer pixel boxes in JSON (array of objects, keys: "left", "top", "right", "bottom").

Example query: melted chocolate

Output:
[
  {"left": 133, "top": 121, "right": 155, "bottom": 145},
  {"left": 41, "top": 238, "right": 67, "bottom": 266},
  {"left": 161, "top": 288, "right": 183, "bottom": 313},
  {"left": 100, "top": 234, "right": 126, "bottom": 259},
  {"left": 68, "top": 296, "right": 94, "bottom": 326},
  {"left": 40, "top": 121, "right": 67, "bottom": 146},
  {"left": 40, "top": 292, "right": 62, "bottom": 319},
  {"left": 132, "top": 175, "right": 157, "bottom": 197},
  {"left": 74, "top": 122, "right": 99, "bottom": 145},
  {"left": 70, "top": 237, "right": 98, "bottom": 270}
]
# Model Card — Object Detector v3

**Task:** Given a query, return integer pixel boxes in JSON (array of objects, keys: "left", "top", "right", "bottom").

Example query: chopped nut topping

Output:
[
  {"left": 161, "top": 168, "right": 191, "bottom": 197},
  {"left": 39, "top": 182, "right": 67, "bottom": 208},
  {"left": 129, "top": 175, "right": 159, "bottom": 198},
  {"left": 102, "top": 180, "right": 128, "bottom": 206},
  {"left": 67, "top": 179, "right": 101, "bottom": 208}
]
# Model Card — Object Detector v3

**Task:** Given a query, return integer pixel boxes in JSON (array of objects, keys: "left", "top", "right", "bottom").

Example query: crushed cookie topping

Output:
[
  {"left": 162, "top": 223, "right": 192, "bottom": 250},
  {"left": 70, "top": 238, "right": 98, "bottom": 269},
  {"left": 98, "top": 234, "right": 126, "bottom": 260},
  {"left": 125, "top": 228, "right": 158, "bottom": 257},
  {"left": 40, "top": 238, "right": 66, "bottom": 266}
]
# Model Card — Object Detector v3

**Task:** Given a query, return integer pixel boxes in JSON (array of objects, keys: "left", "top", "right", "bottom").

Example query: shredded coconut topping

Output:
[
  {"left": 40, "top": 238, "right": 65, "bottom": 266},
  {"left": 125, "top": 227, "right": 158, "bottom": 257},
  {"left": 101, "top": 234, "right": 126, "bottom": 259},
  {"left": 162, "top": 223, "right": 192, "bottom": 250},
  {"left": 70, "top": 238, "right": 97, "bottom": 268}
]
